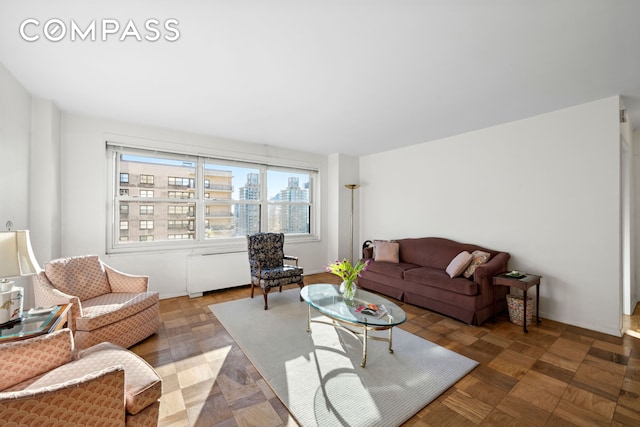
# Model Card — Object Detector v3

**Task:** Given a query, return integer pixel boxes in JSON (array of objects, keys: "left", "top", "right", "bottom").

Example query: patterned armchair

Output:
[
  {"left": 32, "top": 255, "right": 160, "bottom": 350},
  {"left": 0, "top": 328, "right": 162, "bottom": 426},
  {"left": 247, "top": 232, "right": 304, "bottom": 310}
]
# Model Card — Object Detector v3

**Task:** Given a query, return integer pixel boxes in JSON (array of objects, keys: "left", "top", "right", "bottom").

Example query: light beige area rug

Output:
[{"left": 209, "top": 289, "right": 478, "bottom": 427}]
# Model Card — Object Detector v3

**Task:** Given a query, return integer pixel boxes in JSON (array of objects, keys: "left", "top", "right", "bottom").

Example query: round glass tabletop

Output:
[{"left": 301, "top": 283, "right": 407, "bottom": 327}]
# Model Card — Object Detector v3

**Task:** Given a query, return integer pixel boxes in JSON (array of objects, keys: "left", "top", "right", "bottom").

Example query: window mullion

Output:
[
  {"left": 259, "top": 165, "right": 267, "bottom": 232},
  {"left": 111, "top": 148, "right": 120, "bottom": 245},
  {"left": 196, "top": 158, "right": 205, "bottom": 241}
]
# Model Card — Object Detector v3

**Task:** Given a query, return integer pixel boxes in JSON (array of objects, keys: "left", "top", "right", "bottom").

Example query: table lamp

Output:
[{"left": 0, "top": 230, "right": 40, "bottom": 325}]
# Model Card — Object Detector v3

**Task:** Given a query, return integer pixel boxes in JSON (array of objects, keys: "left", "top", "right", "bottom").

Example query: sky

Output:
[{"left": 122, "top": 154, "right": 310, "bottom": 199}]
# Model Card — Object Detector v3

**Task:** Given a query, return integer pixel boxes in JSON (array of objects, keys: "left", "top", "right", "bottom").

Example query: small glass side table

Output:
[{"left": 0, "top": 304, "right": 71, "bottom": 343}]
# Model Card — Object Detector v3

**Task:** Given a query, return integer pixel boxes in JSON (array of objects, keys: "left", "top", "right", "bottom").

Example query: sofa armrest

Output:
[
  {"left": 78, "top": 342, "right": 162, "bottom": 416},
  {"left": 104, "top": 264, "right": 149, "bottom": 293},
  {"left": 0, "top": 365, "right": 126, "bottom": 425},
  {"left": 473, "top": 252, "right": 510, "bottom": 291},
  {"left": 32, "top": 272, "right": 82, "bottom": 331}
]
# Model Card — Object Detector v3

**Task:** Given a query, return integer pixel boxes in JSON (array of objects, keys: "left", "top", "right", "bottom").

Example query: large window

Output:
[{"left": 108, "top": 147, "right": 317, "bottom": 252}]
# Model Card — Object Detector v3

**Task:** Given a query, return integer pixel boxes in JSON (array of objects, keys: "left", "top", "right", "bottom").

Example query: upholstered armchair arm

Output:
[
  {"left": 249, "top": 259, "right": 261, "bottom": 275},
  {"left": 284, "top": 255, "right": 299, "bottom": 266},
  {"left": 0, "top": 366, "right": 126, "bottom": 425},
  {"left": 32, "top": 272, "right": 82, "bottom": 332},
  {"left": 104, "top": 264, "right": 149, "bottom": 293}
]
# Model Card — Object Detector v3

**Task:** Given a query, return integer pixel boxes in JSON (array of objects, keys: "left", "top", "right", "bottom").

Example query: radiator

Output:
[{"left": 186, "top": 252, "right": 251, "bottom": 298}]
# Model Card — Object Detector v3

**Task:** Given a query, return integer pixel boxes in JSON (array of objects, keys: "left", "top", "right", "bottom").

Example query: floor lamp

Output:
[{"left": 345, "top": 184, "right": 360, "bottom": 263}]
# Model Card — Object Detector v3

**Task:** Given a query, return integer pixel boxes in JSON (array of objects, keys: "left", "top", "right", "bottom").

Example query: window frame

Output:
[{"left": 107, "top": 146, "right": 320, "bottom": 254}]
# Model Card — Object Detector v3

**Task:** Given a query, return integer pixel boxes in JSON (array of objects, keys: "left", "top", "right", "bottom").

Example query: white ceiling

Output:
[{"left": 1, "top": 1, "right": 639, "bottom": 157}]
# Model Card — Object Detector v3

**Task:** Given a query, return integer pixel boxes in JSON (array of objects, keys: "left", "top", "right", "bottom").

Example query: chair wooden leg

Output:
[
  {"left": 298, "top": 281, "right": 304, "bottom": 301},
  {"left": 263, "top": 287, "right": 270, "bottom": 310},
  {"left": 279, "top": 285, "right": 282, "bottom": 293},
  {"left": 250, "top": 281, "right": 255, "bottom": 298}
]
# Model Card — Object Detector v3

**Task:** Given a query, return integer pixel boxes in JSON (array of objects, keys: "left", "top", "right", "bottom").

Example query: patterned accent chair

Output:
[
  {"left": 247, "top": 232, "right": 304, "bottom": 310},
  {"left": 32, "top": 255, "right": 160, "bottom": 350},
  {"left": 0, "top": 328, "right": 162, "bottom": 426}
]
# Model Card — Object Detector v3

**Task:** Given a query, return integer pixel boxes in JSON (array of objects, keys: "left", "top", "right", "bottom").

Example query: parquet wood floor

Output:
[{"left": 131, "top": 273, "right": 640, "bottom": 426}]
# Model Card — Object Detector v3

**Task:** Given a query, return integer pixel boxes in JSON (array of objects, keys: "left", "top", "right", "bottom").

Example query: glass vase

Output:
[{"left": 339, "top": 280, "right": 357, "bottom": 300}]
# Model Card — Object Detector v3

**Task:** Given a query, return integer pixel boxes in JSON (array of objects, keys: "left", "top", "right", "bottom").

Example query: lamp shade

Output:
[{"left": 0, "top": 230, "right": 40, "bottom": 279}]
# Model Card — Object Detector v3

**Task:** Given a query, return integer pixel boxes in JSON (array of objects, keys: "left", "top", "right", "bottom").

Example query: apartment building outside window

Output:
[
  {"left": 107, "top": 146, "right": 318, "bottom": 253},
  {"left": 140, "top": 205, "right": 154, "bottom": 215},
  {"left": 140, "top": 220, "right": 154, "bottom": 230},
  {"left": 140, "top": 174, "right": 154, "bottom": 185}
]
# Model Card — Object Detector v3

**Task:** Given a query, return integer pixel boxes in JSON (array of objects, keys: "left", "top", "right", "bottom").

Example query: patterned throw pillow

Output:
[
  {"left": 463, "top": 250, "right": 492, "bottom": 278},
  {"left": 446, "top": 251, "right": 473, "bottom": 278}
]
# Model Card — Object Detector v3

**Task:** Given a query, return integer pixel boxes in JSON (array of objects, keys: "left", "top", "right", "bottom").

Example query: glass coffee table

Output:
[{"left": 301, "top": 284, "right": 406, "bottom": 367}]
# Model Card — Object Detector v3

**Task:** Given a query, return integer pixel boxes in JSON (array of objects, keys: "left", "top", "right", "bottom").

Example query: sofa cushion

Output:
[
  {"left": 256, "top": 265, "right": 303, "bottom": 280},
  {"left": 78, "top": 342, "right": 162, "bottom": 415},
  {"left": 7, "top": 342, "right": 161, "bottom": 416},
  {"left": 253, "top": 274, "right": 304, "bottom": 288},
  {"left": 463, "top": 250, "right": 491, "bottom": 278},
  {"left": 45, "top": 255, "right": 111, "bottom": 301},
  {"left": 446, "top": 251, "right": 473, "bottom": 278},
  {"left": 365, "top": 261, "right": 421, "bottom": 280},
  {"left": 404, "top": 267, "right": 478, "bottom": 296},
  {"left": 374, "top": 240, "right": 400, "bottom": 263},
  {"left": 0, "top": 329, "right": 74, "bottom": 391},
  {"left": 76, "top": 291, "right": 159, "bottom": 332}
]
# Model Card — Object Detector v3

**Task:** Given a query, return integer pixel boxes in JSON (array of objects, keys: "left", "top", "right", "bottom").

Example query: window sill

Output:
[{"left": 107, "top": 234, "right": 320, "bottom": 256}]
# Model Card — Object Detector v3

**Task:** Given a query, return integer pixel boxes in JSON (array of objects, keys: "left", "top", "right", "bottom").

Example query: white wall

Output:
[
  {"left": 620, "top": 100, "right": 635, "bottom": 316},
  {"left": 30, "top": 98, "right": 62, "bottom": 266},
  {"left": 327, "top": 153, "right": 360, "bottom": 263},
  {"left": 0, "top": 63, "right": 31, "bottom": 231},
  {"left": 359, "top": 97, "right": 622, "bottom": 336},
  {"left": 633, "top": 127, "right": 640, "bottom": 312},
  {"left": 0, "top": 63, "right": 36, "bottom": 307},
  {"left": 60, "top": 113, "right": 330, "bottom": 299}
]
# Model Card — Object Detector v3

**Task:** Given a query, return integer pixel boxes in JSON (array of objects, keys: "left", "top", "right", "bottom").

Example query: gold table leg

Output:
[
  {"left": 305, "top": 308, "right": 397, "bottom": 368},
  {"left": 361, "top": 326, "right": 368, "bottom": 367}
]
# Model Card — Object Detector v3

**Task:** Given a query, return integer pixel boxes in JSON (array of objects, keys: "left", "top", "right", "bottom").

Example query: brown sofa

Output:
[{"left": 359, "top": 237, "right": 510, "bottom": 325}]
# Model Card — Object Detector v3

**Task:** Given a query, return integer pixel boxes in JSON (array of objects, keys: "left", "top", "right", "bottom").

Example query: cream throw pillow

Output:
[
  {"left": 374, "top": 241, "right": 400, "bottom": 263},
  {"left": 446, "top": 251, "right": 473, "bottom": 278}
]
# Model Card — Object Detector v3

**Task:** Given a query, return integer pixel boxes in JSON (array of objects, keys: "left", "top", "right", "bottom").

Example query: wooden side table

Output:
[
  {"left": 0, "top": 304, "right": 71, "bottom": 343},
  {"left": 492, "top": 274, "right": 541, "bottom": 333}
]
